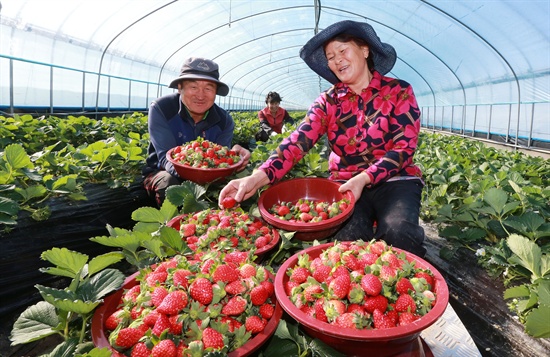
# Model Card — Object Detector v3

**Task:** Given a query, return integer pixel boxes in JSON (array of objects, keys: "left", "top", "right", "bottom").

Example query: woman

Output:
[
  {"left": 219, "top": 20, "right": 426, "bottom": 257},
  {"left": 256, "top": 91, "right": 292, "bottom": 141}
]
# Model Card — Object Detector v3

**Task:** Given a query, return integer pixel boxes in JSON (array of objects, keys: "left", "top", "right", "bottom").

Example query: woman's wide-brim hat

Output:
[
  {"left": 169, "top": 57, "right": 229, "bottom": 96},
  {"left": 299, "top": 20, "right": 397, "bottom": 84}
]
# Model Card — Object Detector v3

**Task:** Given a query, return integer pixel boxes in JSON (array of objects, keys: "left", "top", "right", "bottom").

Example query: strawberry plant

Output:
[{"left": 9, "top": 247, "right": 126, "bottom": 355}]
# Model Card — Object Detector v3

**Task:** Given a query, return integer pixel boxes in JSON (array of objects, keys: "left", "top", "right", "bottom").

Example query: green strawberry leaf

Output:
[
  {"left": 76, "top": 268, "right": 125, "bottom": 302},
  {"left": 75, "top": 346, "right": 113, "bottom": 357},
  {"left": 506, "top": 234, "right": 541, "bottom": 280},
  {"left": 504, "top": 284, "right": 530, "bottom": 299},
  {"left": 5, "top": 143, "right": 33, "bottom": 169},
  {"left": 132, "top": 206, "right": 170, "bottom": 223},
  {"left": 88, "top": 252, "right": 125, "bottom": 276},
  {"left": 141, "top": 238, "right": 165, "bottom": 259},
  {"left": 10, "top": 301, "right": 60, "bottom": 345},
  {"left": 36, "top": 284, "right": 101, "bottom": 315},
  {"left": 48, "top": 338, "right": 79, "bottom": 357},
  {"left": 159, "top": 225, "right": 184, "bottom": 252},
  {"left": 39, "top": 248, "right": 89, "bottom": 279},
  {"left": 309, "top": 338, "right": 347, "bottom": 357},
  {"left": 525, "top": 306, "right": 550, "bottom": 338},
  {"left": 536, "top": 280, "right": 550, "bottom": 307},
  {"left": 90, "top": 232, "right": 148, "bottom": 252}
]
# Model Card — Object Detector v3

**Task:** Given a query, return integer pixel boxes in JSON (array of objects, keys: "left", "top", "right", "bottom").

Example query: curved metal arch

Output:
[
  {"left": 420, "top": 0, "right": 521, "bottom": 139},
  {"left": 249, "top": 67, "right": 315, "bottom": 102},
  {"left": 95, "top": 0, "right": 178, "bottom": 110},
  {"left": 232, "top": 58, "right": 305, "bottom": 96},
  {"left": 155, "top": 5, "right": 314, "bottom": 96},
  {"left": 252, "top": 72, "right": 326, "bottom": 104}
]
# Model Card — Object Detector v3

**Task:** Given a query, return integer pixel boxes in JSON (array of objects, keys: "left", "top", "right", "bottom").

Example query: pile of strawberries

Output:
[
  {"left": 170, "top": 137, "right": 241, "bottom": 169},
  {"left": 105, "top": 252, "right": 277, "bottom": 356},
  {"left": 268, "top": 198, "right": 351, "bottom": 223},
  {"left": 175, "top": 208, "right": 276, "bottom": 253},
  {"left": 284, "top": 240, "right": 437, "bottom": 330}
]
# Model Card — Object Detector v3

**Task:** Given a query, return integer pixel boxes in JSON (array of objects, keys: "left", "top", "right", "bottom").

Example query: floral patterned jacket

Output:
[{"left": 258, "top": 71, "right": 423, "bottom": 187}]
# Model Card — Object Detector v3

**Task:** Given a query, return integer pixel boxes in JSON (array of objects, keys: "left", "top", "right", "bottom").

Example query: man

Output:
[{"left": 143, "top": 57, "right": 250, "bottom": 206}]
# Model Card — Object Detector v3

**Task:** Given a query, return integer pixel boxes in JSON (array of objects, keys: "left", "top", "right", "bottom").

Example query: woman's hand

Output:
[
  {"left": 339, "top": 172, "right": 371, "bottom": 201},
  {"left": 218, "top": 170, "right": 270, "bottom": 208},
  {"left": 231, "top": 144, "right": 251, "bottom": 172}
]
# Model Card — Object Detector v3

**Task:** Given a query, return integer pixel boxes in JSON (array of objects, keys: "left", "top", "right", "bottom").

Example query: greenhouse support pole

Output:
[
  {"left": 487, "top": 105, "right": 493, "bottom": 140},
  {"left": 528, "top": 103, "right": 535, "bottom": 149},
  {"left": 82, "top": 72, "right": 86, "bottom": 112},
  {"left": 9, "top": 58, "right": 13, "bottom": 114},
  {"left": 49, "top": 66, "right": 54, "bottom": 114},
  {"left": 472, "top": 105, "right": 478, "bottom": 137},
  {"left": 128, "top": 80, "right": 132, "bottom": 111}
]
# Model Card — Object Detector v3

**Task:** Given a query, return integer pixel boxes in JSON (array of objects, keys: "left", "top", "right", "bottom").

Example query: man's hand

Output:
[{"left": 231, "top": 144, "right": 251, "bottom": 171}]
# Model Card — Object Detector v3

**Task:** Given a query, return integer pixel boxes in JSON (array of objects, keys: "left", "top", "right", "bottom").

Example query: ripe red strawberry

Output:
[
  {"left": 224, "top": 251, "right": 249, "bottom": 265},
  {"left": 152, "top": 339, "right": 177, "bottom": 357},
  {"left": 259, "top": 303, "right": 275, "bottom": 319},
  {"left": 332, "top": 265, "right": 349, "bottom": 279},
  {"left": 342, "top": 253, "right": 360, "bottom": 271},
  {"left": 181, "top": 223, "right": 196, "bottom": 237},
  {"left": 381, "top": 252, "right": 402, "bottom": 269},
  {"left": 245, "top": 315, "right": 266, "bottom": 334},
  {"left": 115, "top": 327, "right": 144, "bottom": 348},
  {"left": 190, "top": 277, "right": 213, "bottom": 305},
  {"left": 202, "top": 327, "right": 224, "bottom": 350},
  {"left": 221, "top": 197, "right": 237, "bottom": 209},
  {"left": 277, "top": 205, "right": 290, "bottom": 216},
  {"left": 219, "top": 316, "right": 243, "bottom": 332},
  {"left": 380, "top": 265, "right": 397, "bottom": 282},
  {"left": 239, "top": 263, "right": 256, "bottom": 278},
  {"left": 146, "top": 271, "right": 168, "bottom": 286},
  {"left": 105, "top": 309, "right": 123, "bottom": 331},
  {"left": 414, "top": 271, "right": 435, "bottom": 290},
  {"left": 284, "top": 280, "right": 299, "bottom": 295},
  {"left": 212, "top": 264, "right": 239, "bottom": 283},
  {"left": 314, "top": 298, "right": 328, "bottom": 322},
  {"left": 372, "top": 309, "right": 396, "bottom": 329},
  {"left": 299, "top": 203, "right": 311, "bottom": 213},
  {"left": 124, "top": 285, "right": 141, "bottom": 302},
  {"left": 250, "top": 285, "right": 269, "bottom": 306},
  {"left": 335, "top": 312, "right": 358, "bottom": 329},
  {"left": 395, "top": 294, "right": 416, "bottom": 313},
  {"left": 152, "top": 313, "right": 171, "bottom": 336},
  {"left": 157, "top": 290, "right": 188, "bottom": 315},
  {"left": 347, "top": 303, "right": 366, "bottom": 316},
  {"left": 312, "top": 264, "right": 332, "bottom": 283},
  {"left": 151, "top": 286, "right": 169, "bottom": 307},
  {"left": 169, "top": 314, "right": 183, "bottom": 335},
  {"left": 396, "top": 278, "right": 414, "bottom": 295},
  {"left": 299, "top": 212, "right": 313, "bottom": 222},
  {"left": 304, "top": 284, "right": 323, "bottom": 302},
  {"left": 289, "top": 267, "right": 310, "bottom": 284},
  {"left": 260, "top": 280, "right": 275, "bottom": 297},
  {"left": 329, "top": 274, "right": 351, "bottom": 300},
  {"left": 222, "top": 296, "right": 247, "bottom": 316},
  {"left": 398, "top": 311, "right": 419, "bottom": 326},
  {"left": 172, "top": 269, "right": 190, "bottom": 288},
  {"left": 347, "top": 283, "right": 366, "bottom": 304},
  {"left": 131, "top": 342, "right": 151, "bottom": 357},
  {"left": 369, "top": 241, "right": 387, "bottom": 256},
  {"left": 143, "top": 310, "right": 161, "bottom": 327},
  {"left": 225, "top": 280, "right": 246, "bottom": 295},
  {"left": 255, "top": 235, "right": 270, "bottom": 249},
  {"left": 359, "top": 252, "right": 379, "bottom": 266},
  {"left": 363, "top": 295, "right": 388, "bottom": 314},
  {"left": 361, "top": 274, "right": 382, "bottom": 296}
]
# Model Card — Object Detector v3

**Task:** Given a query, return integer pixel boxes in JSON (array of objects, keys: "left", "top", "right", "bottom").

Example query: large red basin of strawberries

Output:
[{"left": 274, "top": 241, "right": 449, "bottom": 357}]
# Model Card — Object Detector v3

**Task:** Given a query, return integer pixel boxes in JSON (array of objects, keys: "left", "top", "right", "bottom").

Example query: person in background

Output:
[
  {"left": 143, "top": 57, "right": 250, "bottom": 206},
  {"left": 255, "top": 91, "right": 293, "bottom": 142},
  {"left": 219, "top": 20, "right": 426, "bottom": 257}
]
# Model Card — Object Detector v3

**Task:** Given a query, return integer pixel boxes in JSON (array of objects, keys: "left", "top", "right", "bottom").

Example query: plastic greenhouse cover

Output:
[{"left": 1, "top": 0, "right": 549, "bottom": 142}]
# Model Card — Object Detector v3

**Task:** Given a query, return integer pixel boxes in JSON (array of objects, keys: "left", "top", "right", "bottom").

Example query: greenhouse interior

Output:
[{"left": 1, "top": 1, "right": 549, "bottom": 357}]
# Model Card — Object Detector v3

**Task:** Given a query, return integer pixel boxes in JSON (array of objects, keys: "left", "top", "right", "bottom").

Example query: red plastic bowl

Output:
[
  {"left": 166, "top": 213, "right": 280, "bottom": 260},
  {"left": 166, "top": 147, "right": 243, "bottom": 185},
  {"left": 274, "top": 242, "right": 449, "bottom": 357},
  {"left": 92, "top": 272, "right": 283, "bottom": 357},
  {"left": 257, "top": 178, "right": 355, "bottom": 241}
]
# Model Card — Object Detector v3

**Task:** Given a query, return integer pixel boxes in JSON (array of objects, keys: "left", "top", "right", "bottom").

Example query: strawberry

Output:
[
  {"left": 239, "top": 263, "right": 256, "bottom": 278},
  {"left": 254, "top": 235, "right": 270, "bottom": 249},
  {"left": 361, "top": 274, "right": 382, "bottom": 296},
  {"left": 152, "top": 339, "right": 177, "bottom": 357},
  {"left": 359, "top": 252, "right": 379, "bottom": 266},
  {"left": 314, "top": 298, "right": 328, "bottom": 322},
  {"left": 181, "top": 223, "right": 196, "bottom": 237},
  {"left": 381, "top": 252, "right": 402, "bottom": 269},
  {"left": 284, "top": 280, "right": 299, "bottom": 295},
  {"left": 219, "top": 316, "right": 243, "bottom": 332},
  {"left": 372, "top": 309, "right": 396, "bottom": 329},
  {"left": 299, "top": 203, "right": 310, "bottom": 213},
  {"left": 312, "top": 264, "right": 332, "bottom": 283},
  {"left": 190, "top": 277, "right": 213, "bottom": 305},
  {"left": 380, "top": 265, "right": 397, "bottom": 282},
  {"left": 342, "top": 253, "right": 361, "bottom": 271},
  {"left": 131, "top": 342, "right": 151, "bottom": 357},
  {"left": 143, "top": 310, "right": 161, "bottom": 327},
  {"left": 398, "top": 311, "right": 419, "bottom": 326},
  {"left": 115, "top": 327, "right": 144, "bottom": 348},
  {"left": 369, "top": 241, "right": 387, "bottom": 256},
  {"left": 329, "top": 274, "right": 351, "bottom": 300},
  {"left": 395, "top": 294, "right": 416, "bottom": 313},
  {"left": 157, "top": 290, "right": 188, "bottom": 315},
  {"left": 146, "top": 271, "right": 168, "bottom": 286},
  {"left": 260, "top": 280, "right": 275, "bottom": 297},
  {"left": 212, "top": 264, "right": 239, "bottom": 283},
  {"left": 347, "top": 303, "right": 366, "bottom": 316},
  {"left": 396, "top": 278, "right": 414, "bottom": 295},
  {"left": 221, "top": 197, "right": 237, "bottom": 209},
  {"left": 299, "top": 212, "right": 313, "bottom": 222},
  {"left": 225, "top": 280, "right": 246, "bottom": 295},
  {"left": 152, "top": 313, "right": 171, "bottom": 336},
  {"left": 222, "top": 296, "right": 247, "bottom": 316},
  {"left": 335, "top": 312, "right": 358, "bottom": 329},
  {"left": 289, "top": 267, "right": 310, "bottom": 284},
  {"left": 363, "top": 295, "right": 388, "bottom": 314},
  {"left": 245, "top": 315, "right": 266, "bottom": 334},
  {"left": 277, "top": 205, "right": 290, "bottom": 216},
  {"left": 414, "top": 271, "right": 435, "bottom": 290},
  {"left": 250, "top": 285, "right": 269, "bottom": 306},
  {"left": 169, "top": 314, "right": 183, "bottom": 335},
  {"left": 105, "top": 309, "right": 123, "bottom": 331},
  {"left": 202, "top": 327, "right": 225, "bottom": 350},
  {"left": 259, "top": 303, "right": 275, "bottom": 319},
  {"left": 151, "top": 286, "right": 169, "bottom": 307},
  {"left": 304, "top": 284, "right": 323, "bottom": 302},
  {"left": 172, "top": 269, "right": 190, "bottom": 288},
  {"left": 124, "top": 285, "right": 141, "bottom": 302}
]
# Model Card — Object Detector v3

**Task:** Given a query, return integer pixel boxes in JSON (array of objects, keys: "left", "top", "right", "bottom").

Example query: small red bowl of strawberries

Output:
[
  {"left": 166, "top": 207, "right": 280, "bottom": 261},
  {"left": 92, "top": 252, "right": 283, "bottom": 356},
  {"left": 167, "top": 137, "right": 244, "bottom": 185},
  {"left": 273, "top": 240, "right": 449, "bottom": 357},
  {"left": 257, "top": 177, "right": 355, "bottom": 241}
]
